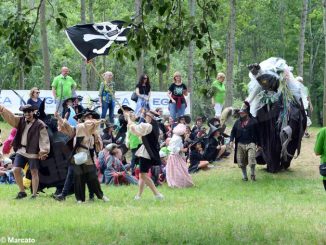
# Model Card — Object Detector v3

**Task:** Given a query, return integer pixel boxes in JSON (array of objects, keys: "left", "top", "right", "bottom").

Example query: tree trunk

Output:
[
  {"left": 17, "top": 0, "right": 24, "bottom": 89},
  {"left": 298, "top": 0, "right": 309, "bottom": 77},
  {"left": 39, "top": 0, "right": 51, "bottom": 89},
  {"left": 135, "top": 0, "right": 144, "bottom": 79},
  {"left": 188, "top": 0, "right": 195, "bottom": 113},
  {"left": 80, "top": 0, "right": 87, "bottom": 90},
  {"left": 323, "top": 0, "right": 326, "bottom": 126},
  {"left": 225, "top": 0, "right": 236, "bottom": 107},
  {"left": 88, "top": 0, "right": 97, "bottom": 90}
]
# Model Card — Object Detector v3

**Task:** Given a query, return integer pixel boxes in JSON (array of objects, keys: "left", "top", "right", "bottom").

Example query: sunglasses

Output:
[{"left": 34, "top": 91, "right": 40, "bottom": 94}]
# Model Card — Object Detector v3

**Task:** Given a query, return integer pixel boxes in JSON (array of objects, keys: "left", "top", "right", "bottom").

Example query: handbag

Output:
[
  {"left": 319, "top": 163, "right": 326, "bottom": 177},
  {"left": 131, "top": 92, "right": 138, "bottom": 102},
  {"left": 73, "top": 151, "right": 88, "bottom": 165}
]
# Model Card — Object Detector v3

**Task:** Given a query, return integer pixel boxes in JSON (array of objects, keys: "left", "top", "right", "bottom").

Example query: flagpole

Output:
[{"left": 89, "top": 61, "right": 125, "bottom": 113}]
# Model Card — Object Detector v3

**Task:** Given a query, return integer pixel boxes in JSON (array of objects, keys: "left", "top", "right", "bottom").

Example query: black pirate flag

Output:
[{"left": 65, "top": 20, "right": 130, "bottom": 61}]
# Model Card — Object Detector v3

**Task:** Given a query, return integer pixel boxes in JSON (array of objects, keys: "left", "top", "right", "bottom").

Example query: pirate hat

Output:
[
  {"left": 208, "top": 124, "right": 227, "bottom": 138},
  {"left": 239, "top": 101, "right": 250, "bottom": 114},
  {"left": 19, "top": 104, "right": 38, "bottom": 112},
  {"left": 117, "top": 105, "right": 134, "bottom": 114},
  {"left": 177, "top": 115, "right": 191, "bottom": 124},
  {"left": 189, "top": 138, "right": 205, "bottom": 150},
  {"left": 62, "top": 97, "right": 76, "bottom": 107},
  {"left": 83, "top": 108, "right": 100, "bottom": 119},
  {"left": 207, "top": 117, "right": 220, "bottom": 127},
  {"left": 103, "top": 122, "right": 116, "bottom": 132}
]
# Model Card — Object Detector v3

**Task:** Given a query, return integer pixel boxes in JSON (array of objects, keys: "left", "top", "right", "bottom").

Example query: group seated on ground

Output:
[{"left": 0, "top": 100, "right": 232, "bottom": 198}]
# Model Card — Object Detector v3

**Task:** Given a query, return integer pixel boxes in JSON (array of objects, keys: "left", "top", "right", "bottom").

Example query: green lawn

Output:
[
  {"left": 0, "top": 124, "right": 325, "bottom": 244},
  {"left": 0, "top": 164, "right": 325, "bottom": 245}
]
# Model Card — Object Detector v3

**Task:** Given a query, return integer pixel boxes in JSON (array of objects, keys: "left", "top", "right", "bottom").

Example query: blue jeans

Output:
[
  {"left": 101, "top": 100, "right": 115, "bottom": 123},
  {"left": 169, "top": 103, "right": 186, "bottom": 121}
]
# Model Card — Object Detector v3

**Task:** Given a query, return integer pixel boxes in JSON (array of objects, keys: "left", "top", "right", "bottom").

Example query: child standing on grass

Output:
[
  {"left": 166, "top": 123, "right": 194, "bottom": 188},
  {"left": 314, "top": 127, "right": 326, "bottom": 191}
]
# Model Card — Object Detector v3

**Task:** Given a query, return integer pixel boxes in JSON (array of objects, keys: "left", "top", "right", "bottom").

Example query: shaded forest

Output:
[{"left": 0, "top": 0, "right": 325, "bottom": 125}]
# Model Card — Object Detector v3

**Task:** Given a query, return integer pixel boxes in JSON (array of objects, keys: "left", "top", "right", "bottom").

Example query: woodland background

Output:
[{"left": 0, "top": 0, "right": 325, "bottom": 125}]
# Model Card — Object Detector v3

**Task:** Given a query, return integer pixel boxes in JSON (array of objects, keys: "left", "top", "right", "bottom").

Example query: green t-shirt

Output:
[
  {"left": 51, "top": 75, "right": 77, "bottom": 99},
  {"left": 314, "top": 127, "right": 326, "bottom": 179},
  {"left": 212, "top": 80, "right": 226, "bottom": 104},
  {"left": 127, "top": 131, "right": 142, "bottom": 150}
]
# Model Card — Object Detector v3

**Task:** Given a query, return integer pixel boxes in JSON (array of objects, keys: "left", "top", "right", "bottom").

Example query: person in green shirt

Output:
[
  {"left": 314, "top": 127, "right": 326, "bottom": 191},
  {"left": 52, "top": 67, "right": 77, "bottom": 115},
  {"left": 211, "top": 72, "right": 226, "bottom": 118}
]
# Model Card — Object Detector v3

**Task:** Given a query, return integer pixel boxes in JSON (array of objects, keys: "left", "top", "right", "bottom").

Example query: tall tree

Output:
[
  {"left": 298, "top": 0, "right": 309, "bottom": 77},
  {"left": 39, "top": 0, "right": 51, "bottom": 89},
  {"left": 17, "top": 0, "right": 25, "bottom": 89},
  {"left": 135, "top": 0, "right": 144, "bottom": 79},
  {"left": 323, "top": 0, "right": 326, "bottom": 126},
  {"left": 80, "top": 0, "right": 87, "bottom": 90},
  {"left": 225, "top": 0, "right": 236, "bottom": 107},
  {"left": 88, "top": 0, "right": 97, "bottom": 90},
  {"left": 188, "top": 0, "right": 196, "bottom": 112}
]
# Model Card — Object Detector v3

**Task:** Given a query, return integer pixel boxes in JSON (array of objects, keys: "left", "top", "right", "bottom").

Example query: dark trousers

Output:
[
  {"left": 130, "top": 147, "right": 140, "bottom": 174},
  {"left": 61, "top": 165, "right": 74, "bottom": 197},
  {"left": 323, "top": 180, "right": 326, "bottom": 191},
  {"left": 74, "top": 164, "right": 103, "bottom": 202}
]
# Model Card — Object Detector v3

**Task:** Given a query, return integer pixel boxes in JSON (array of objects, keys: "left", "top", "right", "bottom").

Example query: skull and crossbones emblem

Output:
[{"left": 83, "top": 22, "right": 127, "bottom": 54}]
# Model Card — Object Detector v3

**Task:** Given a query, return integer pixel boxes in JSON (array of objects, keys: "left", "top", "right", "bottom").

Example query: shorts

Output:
[
  {"left": 139, "top": 157, "right": 153, "bottom": 173},
  {"left": 236, "top": 143, "right": 256, "bottom": 167},
  {"left": 14, "top": 153, "right": 40, "bottom": 170}
]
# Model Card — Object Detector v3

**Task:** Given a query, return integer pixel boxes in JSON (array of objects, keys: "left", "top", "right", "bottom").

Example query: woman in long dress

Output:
[{"left": 166, "top": 123, "right": 194, "bottom": 188}]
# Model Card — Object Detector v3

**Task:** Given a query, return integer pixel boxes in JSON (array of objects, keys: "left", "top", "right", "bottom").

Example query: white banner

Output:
[{"left": 0, "top": 90, "right": 191, "bottom": 115}]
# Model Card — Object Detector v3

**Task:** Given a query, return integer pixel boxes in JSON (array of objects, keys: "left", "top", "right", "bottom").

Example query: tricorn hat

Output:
[
  {"left": 239, "top": 101, "right": 251, "bottom": 115},
  {"left": 117, "top": 105, "right": 134, "bottom": 114},
  {"left": 19, "top": 104, "right": 38, "bottom": 112},
  {"left": 83, "top": 108, "right": 100, "bottom": 119}
]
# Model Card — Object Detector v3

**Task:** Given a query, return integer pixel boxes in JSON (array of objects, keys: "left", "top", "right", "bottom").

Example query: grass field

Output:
[{"left": 0, "top": 125, "right": 325, "bottom": 245}]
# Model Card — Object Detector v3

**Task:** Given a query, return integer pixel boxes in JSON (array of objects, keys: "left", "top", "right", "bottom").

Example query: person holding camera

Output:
[{"left": 0, "top": 104, "right": 50, "bottom": 199}]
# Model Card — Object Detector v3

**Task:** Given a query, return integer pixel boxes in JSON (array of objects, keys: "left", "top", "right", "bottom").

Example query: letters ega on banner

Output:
[{"left": 0, "top": 90, "right": 191, "bottom": 115}]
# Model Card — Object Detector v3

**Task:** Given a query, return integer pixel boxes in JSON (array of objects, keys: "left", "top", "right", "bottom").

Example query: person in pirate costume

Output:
[
  {"left": 0, "top": 104, "right": 50, "bottom": 199},
  {"left": 230, "top": 102, "right": 260, "bottom": 181},
  {"left": 204, "top": 124, "right": 227, "bottom": 162},
  {"left": 189, "top": 139, "right": 210, "bottom": 173},
  {"left": 126, "top": 111, "right": 164, "bottom": 200},
  {"left": 55, "top": 109, "right": 109, "bottom": 203}
]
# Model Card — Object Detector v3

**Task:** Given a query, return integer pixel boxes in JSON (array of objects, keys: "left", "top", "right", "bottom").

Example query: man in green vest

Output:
[
  {"left": 52, "top": 67, "right": 77, "bottom": 115},
  {"left": 211, "top": 72, "right": 226, "bottom": 118}
]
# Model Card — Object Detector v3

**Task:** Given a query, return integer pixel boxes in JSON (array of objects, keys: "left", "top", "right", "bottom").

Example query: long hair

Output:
[
  {"left": 137, "top": 74, "right": 151, "bottom": 90},
  {"left": 29, "top": 87, "right": 39, "bottom": 98}
]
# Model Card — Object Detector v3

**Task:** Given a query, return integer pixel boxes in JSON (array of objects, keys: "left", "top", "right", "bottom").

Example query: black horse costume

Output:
[{"left": 245, "top": 57, "right": 307, "bottom": 173}]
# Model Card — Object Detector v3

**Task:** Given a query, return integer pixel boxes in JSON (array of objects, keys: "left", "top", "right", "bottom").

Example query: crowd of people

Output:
[{"left": 0, "top": 65, "right": 325, "bottom": 203}]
